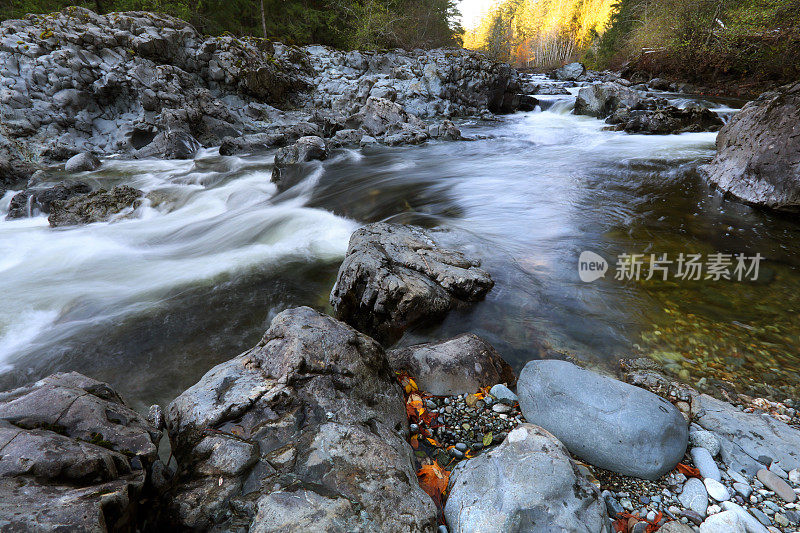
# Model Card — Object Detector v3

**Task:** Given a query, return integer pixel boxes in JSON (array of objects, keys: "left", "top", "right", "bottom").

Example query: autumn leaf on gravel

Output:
[
  {"left": 675, "top": 463, "right": 702, "bottom": 478},
  {"left": 398, "top": 372, "right": 419, "bottom": 394}
]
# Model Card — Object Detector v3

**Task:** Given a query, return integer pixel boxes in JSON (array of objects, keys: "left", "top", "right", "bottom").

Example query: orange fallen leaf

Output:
[
  {"left": 676, "top": 463, "right": 702, "bottom": 478},
  {"left": 417, "top": 462, "right": 450, "bottom": 502},
  {"left": 410, "top": 434, "right": 419, "bottom": 449}
]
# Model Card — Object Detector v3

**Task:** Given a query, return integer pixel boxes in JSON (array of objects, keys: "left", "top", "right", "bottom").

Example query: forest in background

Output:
[
  {"left": 467, "top": 0, "right": 800, "bottom": 87},
  {"left": 0, "top": 0, "right": 463, "bottom": 50}
]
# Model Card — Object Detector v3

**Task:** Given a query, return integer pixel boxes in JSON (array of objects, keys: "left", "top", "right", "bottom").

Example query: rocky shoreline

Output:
[{"left": 2, "top": 222, "right": 800, "bottom": 532}]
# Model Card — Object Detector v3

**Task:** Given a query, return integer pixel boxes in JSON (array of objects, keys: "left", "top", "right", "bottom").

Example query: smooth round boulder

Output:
[
  {"left": 517, "top": 360, "right": 688, "bottom": 480},
  {"left": 64, "top": 152, "right": 100, "bottom": 172}
]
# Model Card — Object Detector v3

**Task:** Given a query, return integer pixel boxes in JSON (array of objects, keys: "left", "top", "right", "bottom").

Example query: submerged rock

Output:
[
  {"left": 705, "top": 80, "right": 800, "bottom": 211},
  {"left": 387, "top": 333, "right": 515, "bottom": 395},
  {"left": 0, "top": 372, "right": 161, "bottom": 532},
  {"left": 165, "top": 306, "right": 437, "bottom": 531},
  {"left": 48, "top": 185, "right": 143, "bottom": 227},
  {"left": 444, "top": 424, "right": 610, "bottom": 533},
  {"left": 517, "top": 360, "right": 688, "bottom": 480},
  {"left": 330, "top": 223, "right": 494, "bottom": 345},
  {"left": 6, "top": 182, "right": 91, "bottom": 219}
]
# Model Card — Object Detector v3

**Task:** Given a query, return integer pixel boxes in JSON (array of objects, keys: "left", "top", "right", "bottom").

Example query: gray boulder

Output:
[
  {"left": 6, "top": 182, "right": 91, "bottom": 219},
  {"left": 606, "top": 105, "right": 723, "bottom": 134},
  {"left": 219, "top": 132, "right": 286, "bottom": 156},
  {"left": 517, "top": 360, "right": 688, "bottom": 480},
  {"left": 330, "top": 223, "right": 494, "bottom": 345},
  {"left": 48, "top": 185, "right": 143, "bottom": 227},
  {"left": 692, "top": 393, "right": 800, "bottom": 476},
  {"left": 444, "top": 424, "right": 610, "bottom": 533},
  {"left": 165, "top": 306, "right": 437, "bottom": 532},
  {"left": 555, "top": 62, "right": 586, "bottom": 81},
  {"left": 705, "top": 81, "right": 800, "bottom": 211},
  {"left": 136, "top": 130, "right": 202, "bottom": 160},
  {"left": 387, "top": 334, "right": 515, "bottom": 395},
  {"left": 699, "top": 510, "right": 747, "bottom": 533},
  {"left": 270, "top": 135, "right": 328, "bottom": 191},
  {"left": 574, "top": 82, "right": 642, "bottom": 118},
  {"left": 64, "top": 152, "right": 101, "bottom": 172},
  {"left": 0, "top": 372, "right": 161, "bottom": 532},
  {"left": 351, "top": 97, "right": 428, "bottom": 138}
]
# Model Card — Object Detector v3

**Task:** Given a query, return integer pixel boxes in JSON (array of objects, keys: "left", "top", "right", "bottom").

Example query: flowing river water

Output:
[{"left": 2, "top": 81, "right": 799, "bottom": 411}]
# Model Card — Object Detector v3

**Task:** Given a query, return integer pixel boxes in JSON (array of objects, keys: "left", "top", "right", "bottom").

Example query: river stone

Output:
[
  {"left": 386, "top": 333, "right": 515, "bottom": 395},
  {"left": 691, "top": 430, "right": 722, "bottom": 457},
  {"left": 705, "top": 478, "right": 731, "bottom": 501},
  {"left": 692, "top": 447, "right": 722, "bottom": 481},
  {"left": 64, "top": 152, "right": 101, "bottom": 172},
  {"left": 489, "top": 383, "right": 517, "bottom": 404},
  {"left": 757, "top": 469, "right": 797, "bottom": 503},
  {"left": 555, "top": 62, "right": 585, "bottom": 81},
  {"left": 517, "top": 360, "right": 688, "bottom": 479},
  {"left": 700, "top": 510, "right": 747, "bottom": 533},
  {"left": 574, "top": 82, "right": 642, "bottom": 118},
  {"left": 165, "top": 306, "right": 437, "bottom": 532},
  {"left": 48, "top": 185, "right": 143, "bottom": 227},
  {"left": 0, "top": 372, "right": 161, "bottom": 532},
  {"left": 734, "top": 482, "right": 753, "bottom": 498},
  {"left": 659, "top": 522, "right": 695, "bottom": 533},
  {"left": 721, "top": 502, "right": 770, "bottom": 533},
  {"left": 270, "top": 135, "right": 329, "bottom": 191},
  {"left": 330, "top": 223, "right": 493, "bottom": 345},
  {"left": 679, "top": 478, "right": 709, "bottom": 517},
  {"left": 444, "top": 424, "right": 610, "bottom": 533},
  {"left": 692, "top": 394, "right": 800, "bottom": 476},
  {"left": 705, "top": 81, "right": 800, "bottom": 211},
  {"left": 6, "top": 182, "right": 91, "bottom": 219}
]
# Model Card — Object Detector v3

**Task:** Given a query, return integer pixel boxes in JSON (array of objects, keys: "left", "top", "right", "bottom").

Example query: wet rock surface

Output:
[
  {"left": 48, "top": 184, "right": 144, "bottom": 227},
  {"left": 0, "top": 372, "right": 161, "bottom": 532},
  {"left": 444, "top": 424, "right": 610, "bottom": 533},
  {"left": 6, "top": 181, "right": 91, "bottom": 219},
  {"left": 270, "top": 135, "right": 328, "bottom": 192},
  {"left": 165, "top": 306, "right": 437, "bottom": 532},
  {"left": 606, "top": 104, "right": 723, "bottom": 134},
  {"left": 330, "top": 223, "right": 494, "bottom": 345},
  {"left": 387, "top": 334, "right": 515, "bottom": 396},
  {"left": 705, "top": 80, "right": 800, "bottom": 211}
]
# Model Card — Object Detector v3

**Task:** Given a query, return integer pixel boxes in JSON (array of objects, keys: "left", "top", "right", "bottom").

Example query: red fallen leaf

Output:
[
  {"left": 410, "top": 434, "right": 419, "bottom": 449},
  {"left": 676, "top": 463, "right": 702, "bottom": 478}
]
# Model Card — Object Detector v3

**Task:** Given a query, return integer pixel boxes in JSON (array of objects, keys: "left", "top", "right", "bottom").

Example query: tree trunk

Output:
[
  {"left": 94, "top": 0, "right": 103, "bottom": 14},
  {"left": 260, "top": 0, "right": 268, "bottom": 39}
]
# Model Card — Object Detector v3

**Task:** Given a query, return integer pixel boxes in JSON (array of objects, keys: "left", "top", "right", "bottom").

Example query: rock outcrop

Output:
[
  {"left": 444, "top": 424, "right": 610, "bottom": 533},
  {"left": 165, "top": 306, "right": 437, "bottom": 532},
  {"left": 330, "top": 223, "right": 494, "bottom": 345},
  {"left": 48, "top": 184, "right": 143, "bottom": 227},
  {"left": 517, "top": 360, "right": 688, "bottom": 480},
  {"left": 705, "top": 81, "right": 800, "bottom": 211},
  {"left": 387, "top": 334, "right": 515, "bottom": 396},
  {"left": 0, "top": 372, "right": 162, "bottom": 532}
]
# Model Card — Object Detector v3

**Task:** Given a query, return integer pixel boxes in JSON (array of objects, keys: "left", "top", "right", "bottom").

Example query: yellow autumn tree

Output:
[{"left": 464, "top": 0, "right": 615, "bottom": 68}]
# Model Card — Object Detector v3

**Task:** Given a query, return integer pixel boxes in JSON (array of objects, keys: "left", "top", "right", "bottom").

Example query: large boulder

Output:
[
  {"left": 387, "top": 334, "right": 515, "bottom": 395},
  {"left": 48, "top": 185, "right": 144, "bottom": 227},
  {"left": 219, "top": 132, "right": 287, "bottom": 156},
  {"left": 330, "top": 223, "right": 494, "bottom": 345},
  {"left": 0, "top": 372, "right": 161, "bottom": 532},
  {"left": 165, "top": 306, "right": 437, "bottom": 532},
  {"left": 444, "top": 424, "right": 610, "bottom": 533},
  {"left": 574, "top": 82, "right": 642, "bottom": 118},
  {"left": 135, "top": 130, "right": 202, "bottom": 160},
  {"left": 6, "top": 182, "right": 91, "bottom": 219},
  {"left": 350, "top": 97, "right": 429, "bottom": 144},
  {"left": 555, "top": 62, "right": 586, "bottom": 81},
  {"left": 64, "top": 152, "right": 101, "bottom": 172},
  {"left": 692, "top": 393, "right": 800, "bottom": 476},
  {"left": 270, "top": 135, "right": 328, "bottom": 191},
  {"left": 606, "top": 105, "right": 724, "bottom": 134},
  {"left": 517, "top": 360, "right": 688, "bottom": 480},
  {"left": 705, "top": 81, "right": 800, "bottom": 211}
]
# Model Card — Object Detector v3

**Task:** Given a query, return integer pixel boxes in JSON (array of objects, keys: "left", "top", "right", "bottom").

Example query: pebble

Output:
[
  {"left": 757, "top": 468, "right": 798, "bottom": 503},
  {"left": 438, "top": 526, "right": 448, "bottom": 533},
  {"left": 774, "top": 513, "right": 789, "bottom": 526},
  {"left": 646, "top": 510, "right": 657, "bottom": 522},
  {"left": 704, "top": 478, "right": 731, "bottom": 502},
  {"left": 691, "top": 447, "right": 721, "bottom": 482},
  {"left": 769, "top": 463, "right": 788, "bottom": 479},
  {"left": 489, "top": 383, "right": 517, "bottom": 404},
  {"left": 602, "top": 490, "right": 625, "bottom": 518},
  {"left": 733, "top": 483, "right": 752, "bottom": 498},
  {"left": 699, "top": 510, "right": 747, "bottom": 533},
  {"left": 728, "top": 469, "right": 749, "bottom": 485},
  {"left": 789, "top": 469, "right": 800, "bottom": 485},
  {"left": 455, "top": 442, "right": 467, "bottom": 452},
  {"left": 721, "top": 501, "right": 772, "bottom": 533},
  {"left": 681, "top": 509, "right": 704, "bottom": 525},
  {"left": 679, "top": 478, "right": 709, "bottom": 517},
  {"left": 750, "top": 508, "right": 772, "bottom": 526},
  {"left": 491, "top": 403, "right": 511, "bottom": 414},
  {"left": 450, "top": 449, "right": 464, "bottom": 459},
  {"left": 690, "top": 430, "right": 721, "bottom": 457}
]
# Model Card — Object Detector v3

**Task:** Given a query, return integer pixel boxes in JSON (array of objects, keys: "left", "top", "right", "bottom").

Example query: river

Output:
[{"left": 2, "top": 79, "right": 798, "bottom": 411}]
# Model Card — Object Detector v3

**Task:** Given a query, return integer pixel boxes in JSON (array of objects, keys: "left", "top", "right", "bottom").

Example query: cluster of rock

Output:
[{"left": 573, "top": 82, "right": 724, "bottom": 134}]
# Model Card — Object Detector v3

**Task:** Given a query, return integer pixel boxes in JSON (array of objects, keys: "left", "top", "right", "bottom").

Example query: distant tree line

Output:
[{"left": 0, "top": 0, "right": 464, "bottom": 50}]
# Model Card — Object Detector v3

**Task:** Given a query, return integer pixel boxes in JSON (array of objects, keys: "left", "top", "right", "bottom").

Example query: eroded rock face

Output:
[
  {"left": 6, "top": 181, "right": 91, "bottom": 219},
  {"left": 165, "top": 306, "right": 437, "bottom": 532},
  {"left": 517, "top": 360, "right": 688, "bottom": 480},
  {"left": 48, "top": 184, "right": 143, "bottom": 227},
  {"left": 705, "top": 81, "right": 800, "bottom": 211},
  {"left": 444, "top": 424, "right": 610, "bottom": 533},
  {"left": 387, "top": 334, "right": 515, "bottom": 396},
  {"left": 0, "top": 372, "right": 161, "bottom": 532},
  {"left": 330, "top": 223, "right": 494, "bottom": 345}
]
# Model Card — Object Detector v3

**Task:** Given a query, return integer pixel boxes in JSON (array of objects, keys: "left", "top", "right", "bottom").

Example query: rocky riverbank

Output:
[{"left": 2, "top": 222, "right": 800, "bottom": 532}]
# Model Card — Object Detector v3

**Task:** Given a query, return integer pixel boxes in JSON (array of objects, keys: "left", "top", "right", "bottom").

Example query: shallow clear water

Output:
[{"left": 2, "top": 88, "right": 799, "bottom": 410}]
